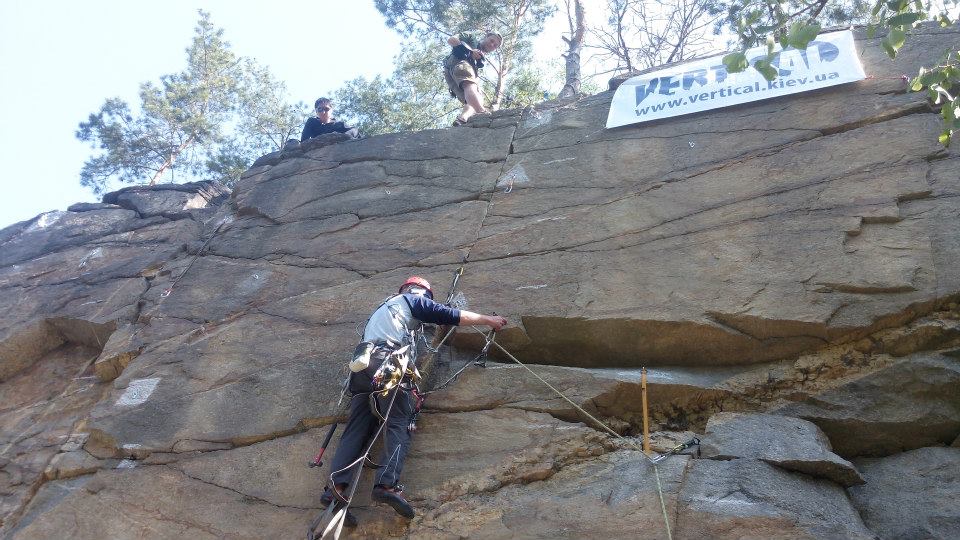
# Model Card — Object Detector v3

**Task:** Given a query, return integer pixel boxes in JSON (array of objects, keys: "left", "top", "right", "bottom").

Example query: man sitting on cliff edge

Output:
[{"left": 301, "top": 97, "right": 359, "bottom": 141}]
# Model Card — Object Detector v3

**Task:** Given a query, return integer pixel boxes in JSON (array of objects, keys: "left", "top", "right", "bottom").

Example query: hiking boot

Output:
[
  {"left": 371, "top": 484, "right": 415, "bottom": 519},
  {"left": 320, "top": 485, "right": 358, "bottom": 528}
]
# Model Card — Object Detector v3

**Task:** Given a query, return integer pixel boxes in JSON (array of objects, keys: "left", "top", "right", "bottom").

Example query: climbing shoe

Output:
[
  {"left": 320, "top": 485, "right": 358, "bottom": 528},
  {"left": 372, "top": 484, "right": 415, "bottom": 519}
]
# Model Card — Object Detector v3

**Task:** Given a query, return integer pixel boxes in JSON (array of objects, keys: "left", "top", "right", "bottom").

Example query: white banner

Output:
[{"left": 606, "top": 30, "right": 866, "bottom": 129}]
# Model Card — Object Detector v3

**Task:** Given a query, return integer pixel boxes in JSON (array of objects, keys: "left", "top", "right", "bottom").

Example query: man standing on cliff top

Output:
[
  {"left": 321, "top": 276, "right": 507, "bottom": 525},
  {"left": 443, "top": 32, "right": 503, "bottom": 126}
]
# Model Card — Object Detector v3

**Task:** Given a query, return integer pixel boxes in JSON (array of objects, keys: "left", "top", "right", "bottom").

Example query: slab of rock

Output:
[
  {"left": 167, "top": 408, "right": 609, "bottom": 513},
  {"left": 65, "top": 202, "right": 121, "bottom": 212},
  {"left": 427, "top": 362, "right": 748, "bottom": 432},
  {"left": 211, "top": 201, "right": 487, "bottom": 274},
  {"left": 7, "top": 467, "right": 312, "bottom": 539},
  {"left": 415, "top": 450, "right": 688, "bottom": 540},
  {"left": 0, "top": 210, "right": 204, "bottom": 382},
  {"left": 43, "top": 450, "right": 102, "bottom": 480},
  {"left": 101, "top": 180, "right": 229, "bottom": 219},
  {"left": 84, "top": 313, "right": 357, "bottom": 455},
  {"left": 0, "top": 218, "right": 198, "bottom": 291},
  {"left": 404, "top": 408, "right": 611, "bottom": 504},
  {"left": 168, "top": 428, "right": 334, "bottom": 509},
  {"left": 138, "top": 254, "right": 359, "bottom": 324},
  {"left": 410, "top": 29, "right": 960, "bottom": 368},
  {"left": 875, "top": 318, "right": 960, "bottom": 357},
  {"left": 461, "top": 110, "right": 950, "bottom": 367},
  {"left": 19, "top": 409, "right": 618, "bottom": 538},
  {"left": 849, "top": 447, "right": 960, "bottom": 540},
  {"left": 0, "top": 208, "right": 154, "bottom": 268},
  {"left": 775, "top": 352, "right": 960, "bottom": 457},
  {"left": 675, "top": 458, "right": 875, "bottom": 539},
  {"left": 0, "top": 343, "right": 107, "bottom": 533},
  {"left": 701, "top": 412, "right": 863, "bottom": 486}
]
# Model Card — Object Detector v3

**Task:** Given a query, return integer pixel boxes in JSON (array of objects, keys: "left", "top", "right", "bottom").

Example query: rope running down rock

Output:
[{"left": 465, "top": 325, "right": 676, "bottom": 540}]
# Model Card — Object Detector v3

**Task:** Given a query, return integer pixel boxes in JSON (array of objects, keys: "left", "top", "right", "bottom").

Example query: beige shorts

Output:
[{"left": 443, "top": 55, "right": 479, "bottom": 104}]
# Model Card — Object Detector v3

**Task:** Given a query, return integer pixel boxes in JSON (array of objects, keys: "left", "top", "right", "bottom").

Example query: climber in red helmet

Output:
[{"left": 321, "top": 275, "right": 507, "bottom": 524}]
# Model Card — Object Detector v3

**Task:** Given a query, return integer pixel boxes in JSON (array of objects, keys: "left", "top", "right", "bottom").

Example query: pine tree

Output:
[{"left": 76, "top": 11, "right": 305, "bottom": 194}]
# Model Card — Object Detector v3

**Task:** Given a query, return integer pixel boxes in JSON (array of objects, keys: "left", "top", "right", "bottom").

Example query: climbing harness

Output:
[{"left": 371, "top": 344, "right": 418, "bottom": 394}]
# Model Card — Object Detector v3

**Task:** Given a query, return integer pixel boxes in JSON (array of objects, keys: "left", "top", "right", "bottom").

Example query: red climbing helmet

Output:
[{"left": 399, "top": 276, "right": 433, "bottom": 299}]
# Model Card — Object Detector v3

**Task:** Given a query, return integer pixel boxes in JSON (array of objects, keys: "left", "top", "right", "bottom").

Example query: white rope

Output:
[{"left": 468, "top": 326, "right": 675, "bottom": 540}]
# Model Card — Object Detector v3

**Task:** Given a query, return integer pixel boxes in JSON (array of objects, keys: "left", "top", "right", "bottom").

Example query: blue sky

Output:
[
  {"left": 0, "top": 1, "right": 406, "bottom": 228},
  {"left": 0, "top": 0, "right": 621, "bottom": 229}
]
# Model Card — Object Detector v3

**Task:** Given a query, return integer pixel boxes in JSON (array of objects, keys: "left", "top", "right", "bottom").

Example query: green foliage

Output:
[
  {"left": 76, "top": 11, "right": 305, "bottom": 194},
  {"left": 500, "top": 63, "right": 555, "bottom": 106},
  {"left": 719, "top": 0, "right": 960, "bottom": 147},
  {"left": 375, "top": 0, "right": 554, "bottom": 39},
  {"left": 334, "top": 41, "right": 462, "bottom": 135},
  {"left": 753, "top": 57, "right": 780, "bottom": 80},
  {"left": 787, "top": 21, "right": 821, "bottom": 49},
  {"left": 911, "top": 49, "right": 960, "bottom": 146},
  {"left": 722, "top": 51, "right": 750, "bottom": 71},
  {"left": 373, "top": 0, "right": 556, "bottom": 109},
  {"left": 721, "top": 0, "right": 874, "bottom": 48}
]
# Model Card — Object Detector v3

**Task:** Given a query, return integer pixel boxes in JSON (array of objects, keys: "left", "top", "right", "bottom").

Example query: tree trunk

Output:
[
  {"left": 491, "top": 1, "right": 527, "bottom": 111},
  {"left": 559, "top": 0, "right": 586, "bottom": 99},
  {"left": 149, "top": 134, "right": 195, "bottom": 185},
  {"left": 491, "top": 49, "right": 509, "bottom": 111}
]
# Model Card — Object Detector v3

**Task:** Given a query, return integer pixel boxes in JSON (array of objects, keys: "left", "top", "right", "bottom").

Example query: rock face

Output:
[
  {"left": 849, "top": 447, "right": 960, "bottom": 540},
  {"left": 700, "top": 412, "right": 864, "bottom": 486},
  {"left": 3, "top": 26, "right": 960, "bottom": 539},
  {"left": 675, "top": 458, "right": 875, "bottom": 539},
  {"left": 775, "top": 352, "right": 960, "bottom": 457}
]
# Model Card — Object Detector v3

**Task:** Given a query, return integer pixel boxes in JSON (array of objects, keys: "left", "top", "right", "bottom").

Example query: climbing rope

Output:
[
  {"left": 465, "top": 325, "right": 678, "bottom": 540},
  {"left": 422, "top": 328, "right": 496, "bottom": 395},
  {"left": 413, "top": 266, "right": 465, "bottom": 380},
  {"left": 159, "top": 217, "right": 231, "bottom": 298},
  {"left": 308, "top": 385, "right": 403, "bottom": 540},
  {"left": 419, "top": 325, "right": 457, "bottom": 355}
]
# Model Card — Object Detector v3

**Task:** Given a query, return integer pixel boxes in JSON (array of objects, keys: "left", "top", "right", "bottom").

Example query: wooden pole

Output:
[{"left": 641, "top": 367, "right": 650, "bottom": 455}]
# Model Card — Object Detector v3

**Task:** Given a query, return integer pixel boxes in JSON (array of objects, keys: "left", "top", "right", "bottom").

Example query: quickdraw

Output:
[
  {"left": 408, "top": 328, "right": 496, "bottom": 433},
  {"left": 424, "top": 328, "right": 496, "bottom": 395},
  {"left": 650, "top": 437, "right": 701, "bottom": 464}
]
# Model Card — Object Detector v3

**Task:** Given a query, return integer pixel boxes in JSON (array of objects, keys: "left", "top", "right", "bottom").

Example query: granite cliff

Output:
[{"left": 2, "top": 27, "right": 960, "bottom": 539}]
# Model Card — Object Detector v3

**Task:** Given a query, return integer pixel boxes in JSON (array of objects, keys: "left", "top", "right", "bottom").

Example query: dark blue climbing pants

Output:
[{"left": 329, "top": 385, "right": 415, "bottom": 489}]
